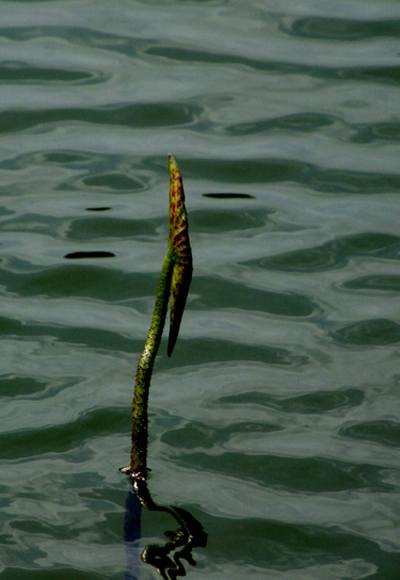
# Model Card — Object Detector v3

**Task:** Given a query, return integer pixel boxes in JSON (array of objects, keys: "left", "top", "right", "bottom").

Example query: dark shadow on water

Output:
[
  {"left": 124, "top": 479, "right": 207, "bottom": 580},
  {"left": 64, "top": 251, "right": 115, "bottom": 259},
  {"left": 202, "top": 192, "right": 255, "bottom": 199},
  {"left": 85, "top": 206, "right": 112, "bottom": 212}
]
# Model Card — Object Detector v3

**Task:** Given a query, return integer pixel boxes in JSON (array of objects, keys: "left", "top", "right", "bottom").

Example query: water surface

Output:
[{"left": 1, "top": 1, "right": 400, "bottom": 579}]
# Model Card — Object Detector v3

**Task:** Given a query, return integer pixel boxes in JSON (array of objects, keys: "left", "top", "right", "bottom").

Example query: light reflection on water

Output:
[{"left": 1, "top": 0, "right": 400, "bottom": 579}]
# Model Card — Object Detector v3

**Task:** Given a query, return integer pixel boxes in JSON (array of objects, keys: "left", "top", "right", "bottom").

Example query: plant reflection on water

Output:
[{"left": 124, "top": 478, "right": 208, "bottom": 579}]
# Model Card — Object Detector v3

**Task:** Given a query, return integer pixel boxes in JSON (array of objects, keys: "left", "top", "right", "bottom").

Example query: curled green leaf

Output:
[{"left": 167, "top": 154, "right": 193, "bottom": 357}]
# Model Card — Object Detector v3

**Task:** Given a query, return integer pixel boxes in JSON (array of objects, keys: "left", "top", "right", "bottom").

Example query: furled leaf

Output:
[{"left": 167, "top": 154, "right": 193, "bottom": 357}]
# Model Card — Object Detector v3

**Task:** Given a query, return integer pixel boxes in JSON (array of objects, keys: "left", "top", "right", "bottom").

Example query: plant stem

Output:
[
  {"left": 120, "top": 155, "right": 192, "bottom": 481},
  {"left": 129, "top": 249, "right": 174, "bottom": 479}
]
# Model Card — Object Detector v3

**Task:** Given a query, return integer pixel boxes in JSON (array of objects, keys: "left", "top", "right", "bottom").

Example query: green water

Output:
[{"left": 1, "top": 1, "right": 400, "bottom": 579}]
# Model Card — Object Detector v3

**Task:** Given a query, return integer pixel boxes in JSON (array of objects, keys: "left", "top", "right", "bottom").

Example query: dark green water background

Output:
[{"left": 1, "top": 1, "right": 400, "bottom": 579}]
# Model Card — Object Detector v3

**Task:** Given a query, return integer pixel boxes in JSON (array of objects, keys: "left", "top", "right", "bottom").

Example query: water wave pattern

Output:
[{"left": 0, "top": 1, "right": 400, "bottom": 579}]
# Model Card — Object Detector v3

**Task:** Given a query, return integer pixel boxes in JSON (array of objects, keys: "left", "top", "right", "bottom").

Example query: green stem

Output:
[
  {"left": 129, "top": 249, "right": 174, "bottom": 479},
  {"left": 120, "top": 155, "right": 192, "bottom": 482}
]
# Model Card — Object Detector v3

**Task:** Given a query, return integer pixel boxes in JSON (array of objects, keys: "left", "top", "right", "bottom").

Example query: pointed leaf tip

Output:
[{"left": 167, "top": 155, "right": 192, "bottom": 357}]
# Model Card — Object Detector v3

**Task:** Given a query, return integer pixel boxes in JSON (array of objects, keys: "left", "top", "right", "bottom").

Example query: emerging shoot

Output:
[{"left": 121, "top": 155, "right": 192, "bottom": 480}]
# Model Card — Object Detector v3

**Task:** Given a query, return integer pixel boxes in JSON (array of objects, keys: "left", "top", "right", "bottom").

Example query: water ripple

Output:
[
  {"left": 1, "top": 1, "right": 400, "bottom": 579},
  {"left": 280, "top": 16, "right": 400, "bottom": 41},
  {"left": 243, "top": 233, "right": 400, "bottom": 273}
]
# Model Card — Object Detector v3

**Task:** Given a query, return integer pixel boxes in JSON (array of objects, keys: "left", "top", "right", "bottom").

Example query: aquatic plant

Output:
[{"left": 121, "top": 155, "right": 192, "bottom": 480}]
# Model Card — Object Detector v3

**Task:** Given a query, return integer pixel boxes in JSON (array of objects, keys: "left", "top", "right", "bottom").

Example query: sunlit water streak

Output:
[{"left": 0, "top": 1, "right": 400, "bottom": 579}]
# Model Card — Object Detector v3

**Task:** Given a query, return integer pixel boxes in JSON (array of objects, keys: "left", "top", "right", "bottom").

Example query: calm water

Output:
[{"left": 1, "top": 1, "right": 400, "bottom": 579}]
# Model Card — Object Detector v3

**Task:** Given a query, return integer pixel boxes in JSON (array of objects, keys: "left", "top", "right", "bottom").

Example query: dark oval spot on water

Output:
[
  {"left": 203, "top": 193, "right": 255, "bottom": 199},
  {"left": 64, "top": 251, "right": 115, "bottom": 259},
  {"left": 85, "top": 207, "right": 112, "bottom": 212}
]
